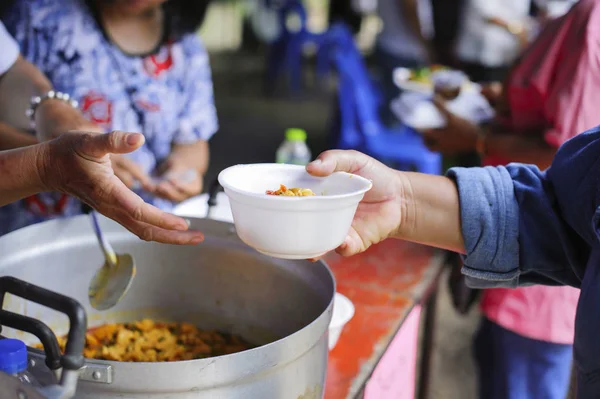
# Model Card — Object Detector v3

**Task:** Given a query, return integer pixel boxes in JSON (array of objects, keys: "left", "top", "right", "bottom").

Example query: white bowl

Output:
[
  {"left": 329, "top": 293, "right": 355, "bottom": 349},
  {"left": 218, "top": 163, "right": 372, "bottom": 259}
]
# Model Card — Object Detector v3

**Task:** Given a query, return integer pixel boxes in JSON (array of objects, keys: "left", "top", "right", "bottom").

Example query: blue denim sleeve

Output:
[
  {"left": 446, "top": 166, "right": 522, "bottom": 288},
  {"left": 445, "top": 127, "right": 600, "bottom": 288}
]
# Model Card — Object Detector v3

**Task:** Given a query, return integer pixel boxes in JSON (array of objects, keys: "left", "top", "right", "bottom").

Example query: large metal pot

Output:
[{"left": 0, "top": 215, "right": 335, "bottom": 398}]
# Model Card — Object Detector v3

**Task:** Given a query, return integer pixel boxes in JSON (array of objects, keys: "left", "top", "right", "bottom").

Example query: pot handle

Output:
[
  {"left": 0, "top": 309, "right": 62, "bottom": 371},
  {"left": 0, "top": 276, "right": 87, "bottom": 372}
]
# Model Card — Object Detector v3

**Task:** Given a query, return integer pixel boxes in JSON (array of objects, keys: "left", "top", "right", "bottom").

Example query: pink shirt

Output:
[{"left": 481, "top": 0, "right": 600, "bottom": 344}]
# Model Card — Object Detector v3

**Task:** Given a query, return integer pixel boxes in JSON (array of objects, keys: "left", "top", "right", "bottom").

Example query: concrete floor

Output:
[
  {"left": 207, "top": 51, "right": 481, "bottom": 399},
  {"left": 427, "top": 269, "right": 479, "bottom": 399}
]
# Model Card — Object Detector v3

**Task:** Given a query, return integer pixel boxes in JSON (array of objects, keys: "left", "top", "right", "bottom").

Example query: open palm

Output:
[
  {"left": 306, "top": 150, "right": 405, "bottom": 256},
  {"left": 42, "top": 131, "right": 204, "bottom": 245}
]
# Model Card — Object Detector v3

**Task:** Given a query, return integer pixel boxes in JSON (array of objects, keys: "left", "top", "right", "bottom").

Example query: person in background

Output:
[
  {"left": 374, "top": 0, "right": 435, "bottom": 123},
  {"left": 306, "top": 127, "right": 600, "bottom": 398},
  {"left": 455, "top": 0, "right": 537, "bottom": 83},
  {"left": 430, "top": 0, "right": 464, "bottom": 67},
  {"left": 0, "top": 0, "right": 217, "bottom": 236},
  {"left": 421, "top": 0, "right": 600, "bottom": 397},
  {"left": 0, "top": 20, "right": 202, "bottom": 245}
]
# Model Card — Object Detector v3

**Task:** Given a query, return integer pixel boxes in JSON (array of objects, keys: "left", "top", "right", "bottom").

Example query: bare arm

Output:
[
  {"left": 0, "top": 144, "right": 46, "bottom": 206},
  {"left": 395, "top": 171, "right": 465, "bottom": 253},
  {"left": 0, "top": 131, "right": 205, "bottom": 245},
  {"left": 399, "top": 0, "right": 432, "bottom": 58},
  {"left": 0, "top": 121, "right": 37, "bottom": 150},
  {"left": 486, "top": 132, "right": 556, "bottom": 170},
  {"left": 0, "top": 56, "right": 98, "bottom": 143},
  {"left": 168, "top": 140, "right": 210, "bottom": 176}
]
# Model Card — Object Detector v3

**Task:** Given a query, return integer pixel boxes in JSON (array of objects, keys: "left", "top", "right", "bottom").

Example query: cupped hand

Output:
[
  {"left": 154, "top": 163, "right": 203, "bottom": 203},
  {"left": 420, "top": 97, "right": 483, "bottom": 155},
  {"left": 306, "top": 150, "right": 406, "bottom": 257},
  {"left": 41, "top": 131, "right": 204, "bottom": 245}
]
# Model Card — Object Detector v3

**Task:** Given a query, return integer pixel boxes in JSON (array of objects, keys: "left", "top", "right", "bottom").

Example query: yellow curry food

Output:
[
  {"left": 36, "top": 319, "right": 253, "bottom": 362},
  {"left": 266, "top": 184, "right": 315, "bottom": 197}
]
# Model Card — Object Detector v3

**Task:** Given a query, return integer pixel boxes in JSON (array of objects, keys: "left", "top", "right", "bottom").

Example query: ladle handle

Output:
[{"left": 89, "top": 211, "right": 118, "bottom": 267}]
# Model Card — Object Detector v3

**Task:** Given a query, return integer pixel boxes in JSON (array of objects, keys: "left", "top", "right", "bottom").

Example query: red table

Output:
[{"left": 324, "top": 239, "right": 446, "bottom": 399}]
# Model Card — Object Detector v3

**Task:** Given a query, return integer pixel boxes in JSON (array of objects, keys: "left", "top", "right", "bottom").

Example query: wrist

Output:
[
  {"left": 34, "top": 140, "right": 54, "bottom": 193},
  {"left": 35, "top": 99, "right": 94, "bottom": 140},
  {"left": 391, "top": 171, "right": 417, "bottom": 240},
  {"left": 391, "top": 171, "right": 465, "bottom": 252}
]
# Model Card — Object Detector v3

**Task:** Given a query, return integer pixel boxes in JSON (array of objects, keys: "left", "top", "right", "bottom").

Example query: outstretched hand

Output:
[{"left": 40, "top": 131, "right": 204, "bottom": 245}]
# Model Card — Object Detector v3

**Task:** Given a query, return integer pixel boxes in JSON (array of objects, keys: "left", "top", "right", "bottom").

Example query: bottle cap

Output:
[
  {"left": 0, "top": 339, "right": 28, "bottom": 374},
  {"left": 285, "top": 128, "right": 307, "bottom": 142}
]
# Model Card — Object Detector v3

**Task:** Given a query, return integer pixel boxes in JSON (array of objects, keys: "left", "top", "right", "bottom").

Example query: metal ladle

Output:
[{"left": 87, "top": 211, "right": 136, "bottom": 311}]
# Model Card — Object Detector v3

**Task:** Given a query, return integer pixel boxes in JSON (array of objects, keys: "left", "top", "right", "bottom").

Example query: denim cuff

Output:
[{"left": 447, "top": 166, "right": 520, "bottom": 288}]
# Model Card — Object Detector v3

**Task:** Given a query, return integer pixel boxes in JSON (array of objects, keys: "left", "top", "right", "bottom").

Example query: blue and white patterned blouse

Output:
[{"left": 0, "top": 0, "right": 218, "bottom": 236}]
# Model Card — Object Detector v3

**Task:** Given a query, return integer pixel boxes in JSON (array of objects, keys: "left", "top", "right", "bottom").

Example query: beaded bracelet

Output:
[{"left": 26, "top": 90, "right": 79, "bottom": 129}]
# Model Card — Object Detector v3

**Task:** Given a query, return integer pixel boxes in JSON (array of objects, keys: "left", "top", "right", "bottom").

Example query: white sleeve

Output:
[{"left": 0, "top": 21, "right": 19, "bottom": 76}]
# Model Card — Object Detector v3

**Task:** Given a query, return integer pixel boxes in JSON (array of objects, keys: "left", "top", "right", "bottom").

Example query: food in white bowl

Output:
[
  {"left": 266, "top": 184, "right": 315, "bottom": 197},
  {"left": 218, "top": 164, "right": 372, "bottom": 259}
]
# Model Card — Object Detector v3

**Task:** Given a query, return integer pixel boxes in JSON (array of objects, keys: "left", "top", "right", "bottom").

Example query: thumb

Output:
[
  {"left": 335, "top": 231, "right": 363, "bottom": 257},
  {"left": 306, "top": 150, "right": 369, "bottom": 177},
  {"left": 431, "top": 96, "right": 454, "bottom": 120},
  {"left": 81, "top": 131, "right": 145, "bottom": 159}
]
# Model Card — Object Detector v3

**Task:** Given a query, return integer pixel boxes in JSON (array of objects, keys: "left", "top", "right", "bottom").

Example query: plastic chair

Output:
[
  {"left": 326, "top": 23, "right": 441, "bottom": 174},
  {"left": 265, "top": 0, "right": 325, "bottom": 93}
]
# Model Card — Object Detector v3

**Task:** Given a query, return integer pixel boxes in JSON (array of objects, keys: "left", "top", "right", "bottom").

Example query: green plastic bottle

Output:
[{"left": 275, "top": 128, "right": 312, "bottom": 165}]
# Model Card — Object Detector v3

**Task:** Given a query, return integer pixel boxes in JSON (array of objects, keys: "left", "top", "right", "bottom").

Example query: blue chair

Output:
[
  {"left": 265, "top": 0, "right": 325, "bottom": 93},
  {"left": 326, "top": 23, "right": 441, "bottom": 174}
]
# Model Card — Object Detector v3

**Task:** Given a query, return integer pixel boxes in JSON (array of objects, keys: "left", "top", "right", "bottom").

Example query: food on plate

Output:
[
  {"left": 407, "top": 65, "right": 448, "bottom": 85},
  {"left": 398, "top": 65, "right": 475, "bottom": 95},
  {"left": 431, "top": 70, "right": 467, "bottom": 100},
  {"left": 266, "top": 184, "right": 315, "bottom": 197},
  {"left": 435, "top": 85, "right": 461, "bottom": 100},
  {"left": 35, "top": 319, "right": 253, "bottom": 362}
]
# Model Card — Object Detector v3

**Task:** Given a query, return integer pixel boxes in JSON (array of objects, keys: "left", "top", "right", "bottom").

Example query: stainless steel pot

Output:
[{"left": 0, "top": 215, "right": 335, "bottom": 398}]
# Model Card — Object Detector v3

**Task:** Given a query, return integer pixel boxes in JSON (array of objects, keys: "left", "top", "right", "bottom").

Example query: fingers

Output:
[
  {"left": 155, "top": 180, "right": 188, "bottom": 203},
  {"left": 81, "top": 131, "right": 145, "bottom": 159},
  {"left": 431, "top": 96, "right": 453, "bottom": 119},
  {"left": 113, "top": 169, "right": 135, "bottom": 189},
  {"left": 93, "top": 180, "right": 204, "bottom": 245},
  {"left": 111, "top": 212, "right": 204, "bottom": 245},
  {"left": 154, "top": 170, "right": 201, "bottom": 202},
  {"left": 111, "top": 155, "right": 154, "bottom": 191},
  {"left": 335, "top": 229, "right": 364, "bottom": 257},
  {"left": 166, "top": 170, "right": 201, "bottom": 195},
  {"left": 106, "top": 180, "right": 190, "bottom": 231},
  {"left": 306, "top": 150, "right": 369, "bottom": 177}
]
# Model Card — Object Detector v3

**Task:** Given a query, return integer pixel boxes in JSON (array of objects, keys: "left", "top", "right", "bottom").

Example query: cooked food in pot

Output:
[
  {"left": 266, "top": 184, "right": 315, "bottom": 197},
  {"left": 36, "top": 319, "right": 253, "bottom": 362}
]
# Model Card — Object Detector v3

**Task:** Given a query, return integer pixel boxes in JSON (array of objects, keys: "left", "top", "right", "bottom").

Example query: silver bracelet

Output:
[{"left": 26, "top": 90, "right": 79, "bottom": 129}]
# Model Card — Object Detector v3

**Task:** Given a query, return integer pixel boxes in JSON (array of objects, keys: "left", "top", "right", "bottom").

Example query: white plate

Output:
[
  {"left": 329, "top": 293, "right": 355, "bottom": 349},
  {"left": 173, "top": 192, "right": 233, "bottom": 222},
  {"left": 393, "top": 67, "right": 481, "bottom": 94},
  {"left": 391, "top": 90, "right": 494, "bottom": 130}
]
